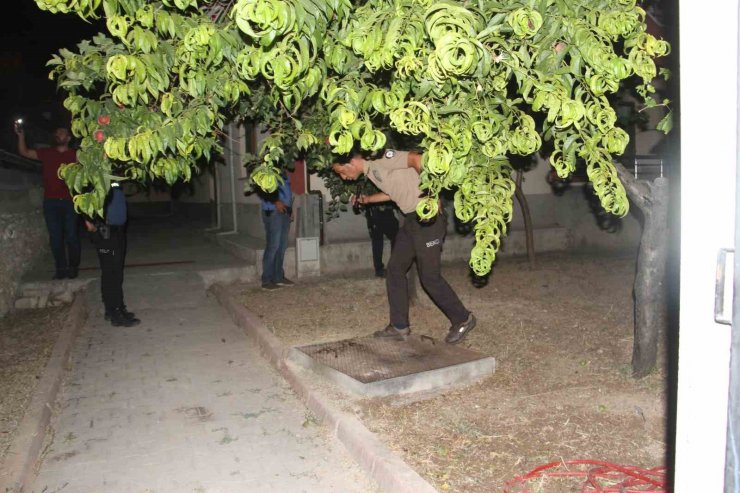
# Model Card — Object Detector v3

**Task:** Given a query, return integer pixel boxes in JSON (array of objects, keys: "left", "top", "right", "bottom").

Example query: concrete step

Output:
[
  {"left": 210, "top": 232, "right": 264, "bottom": 264},
  {"left": 15, "top": 278, "right": 92, "bottom": 310},
  {"left": 15, "top": 265, "right": 258, "bottom": 310}
]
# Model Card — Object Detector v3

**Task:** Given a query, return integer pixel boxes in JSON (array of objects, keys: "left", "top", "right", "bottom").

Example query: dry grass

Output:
[
  {"left": 235, "top": 252, "right": 668, "bottom": 492},
  {"left": 0, "top": 305, "right": 68, "bottom": 464}
]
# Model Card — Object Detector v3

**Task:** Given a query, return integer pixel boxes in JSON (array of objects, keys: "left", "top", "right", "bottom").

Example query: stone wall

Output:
[{"left": 0, "top": 163, "right": 47, "bottom": 317}]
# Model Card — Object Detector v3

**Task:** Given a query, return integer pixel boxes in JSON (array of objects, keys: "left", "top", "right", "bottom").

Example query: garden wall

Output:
[{"left": 0, "top": 162, "right": 47, "bottom": 318}]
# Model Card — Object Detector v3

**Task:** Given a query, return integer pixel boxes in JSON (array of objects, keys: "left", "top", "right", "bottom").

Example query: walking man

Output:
[
  {"left": 16, "top": 126, "right": 81, "bottom": 279},
  {"left": 260, "top": 173, "right": 295, "bottom": 290},
  {"left": 333, "top": 150, "right": 476, "bottom": 344}
]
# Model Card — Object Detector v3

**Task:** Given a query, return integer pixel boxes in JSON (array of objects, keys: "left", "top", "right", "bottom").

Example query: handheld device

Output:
[{"left": 352, "top": 184, "right": 363, "bottom": 215}]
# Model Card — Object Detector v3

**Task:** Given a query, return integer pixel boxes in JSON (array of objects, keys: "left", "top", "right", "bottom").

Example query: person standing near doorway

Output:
[
  {"left": 260, "top": 173, "right": 295, "bottom": 291},
  {"left": 16, "top": 125, "right": 81, "bottom": 279}
]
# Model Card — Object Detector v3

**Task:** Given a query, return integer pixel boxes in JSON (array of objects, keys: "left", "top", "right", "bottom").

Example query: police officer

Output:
[
  {"left": 84, "top": 182, "right": 140, "bottom": 327},
  {"left": 333, "top": 150, "right": 476, "bottom": 344}
]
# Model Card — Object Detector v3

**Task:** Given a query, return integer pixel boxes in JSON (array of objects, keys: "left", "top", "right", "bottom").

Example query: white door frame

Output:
[{"left": 674, "top": 1, "right": 738, "bottom": 491}]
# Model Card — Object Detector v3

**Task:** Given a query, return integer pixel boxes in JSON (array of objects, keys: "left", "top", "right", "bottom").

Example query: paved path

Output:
[{"left": 31, "top": 272, "right": 378, "bottom": 493}]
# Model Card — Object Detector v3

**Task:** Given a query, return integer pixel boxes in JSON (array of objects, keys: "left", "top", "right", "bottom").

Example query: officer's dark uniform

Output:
[{"left": 93, "top": 183, "right": 139, "bottom": 327}]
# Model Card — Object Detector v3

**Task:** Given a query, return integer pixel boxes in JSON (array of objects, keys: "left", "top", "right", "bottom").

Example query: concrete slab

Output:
[{"left": 290, "top": 335, "right": 496, "bottom": 397}]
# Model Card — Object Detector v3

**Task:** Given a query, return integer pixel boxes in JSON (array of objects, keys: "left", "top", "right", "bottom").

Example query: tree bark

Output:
[
  {"left": 515, "top": 169, "right": 536, "bottom": 269},
  {"left": 615, "top": 164, "right": 670, "bottom": 377}
]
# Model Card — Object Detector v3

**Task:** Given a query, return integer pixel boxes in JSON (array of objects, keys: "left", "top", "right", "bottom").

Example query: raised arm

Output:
[{"left": 16, "top": 130, "right": 38, "bottom": 160}]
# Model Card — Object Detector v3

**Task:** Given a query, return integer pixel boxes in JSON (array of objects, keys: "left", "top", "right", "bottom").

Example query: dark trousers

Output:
[
  {"left": 386, "top": 214, "right": 469, "bottom": 328},
  {"left": 261, "top": 210, "right": 290, "bottom": 285},
  {"left": 43, "top": 198, "right": 81, "bottom": 274},
  {"left": 366, "top": 207, "right": 399, "bottom": 273},
  {"left": 95, "top": 226, "right": 126, "bottom": 313}
]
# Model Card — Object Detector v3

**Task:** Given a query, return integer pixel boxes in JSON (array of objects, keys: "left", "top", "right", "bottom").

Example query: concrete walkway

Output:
[{"left": 30, "top": 271, "right": 378, "bottom": 492}]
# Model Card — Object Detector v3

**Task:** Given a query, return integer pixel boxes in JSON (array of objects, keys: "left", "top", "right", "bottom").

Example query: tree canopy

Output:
[{"left": 34, "top": 0, "right": 670, "bottom": 275}]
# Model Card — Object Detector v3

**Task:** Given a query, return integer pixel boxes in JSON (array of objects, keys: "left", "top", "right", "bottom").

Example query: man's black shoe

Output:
[
  {"left": 67, "top": 267, "right": 79, "bottom": 279},
  {"left": 445, "top": 313, "right": 477, "bottom": 344},
  {"left": 53, "top": 271, "right": 67, "bottom": 280},
  {"left": 373, "top": 324, "right": 410, "bottom": 341},
  {"left": 105, "top": 306, "right": 136, "bottom": 321},
  {"left": 110, "top": 308, "right": 140, "bottom": 327}
]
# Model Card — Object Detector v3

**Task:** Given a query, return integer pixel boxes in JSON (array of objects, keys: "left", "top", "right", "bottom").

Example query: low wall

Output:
[
  {"left": 0, "top": 163, "right": 46, "bottom": 317},
  {"left": 321, "top": 190, "right": 641, "bottom": 255}
]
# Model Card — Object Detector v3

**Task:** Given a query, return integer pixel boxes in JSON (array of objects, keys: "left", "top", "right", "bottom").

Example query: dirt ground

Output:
[
  {"left": 236, "top": 252, "right": 668, "bottom": 492},
  {"left": 0, "top": 305, "right": 68, "bottom": 465}
]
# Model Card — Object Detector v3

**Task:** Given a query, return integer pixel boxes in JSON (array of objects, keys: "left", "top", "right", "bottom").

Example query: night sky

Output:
[{"left": 0, "top": 1, "right": 104, "bottom": 149}]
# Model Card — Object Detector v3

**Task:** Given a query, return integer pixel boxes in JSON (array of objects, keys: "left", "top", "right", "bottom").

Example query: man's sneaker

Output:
[
  {"left": 110, "top": 308, "right": 140, "bottom": 327},
  {"left": 276, "top": 278, "right": 295, "bottom": 287},
  {"left": 445, "top": 313, "right": 477, "bottom": 344},
  {"left": 261, "top": 283, "right": 281, "bottom": 291},
  {"left": 373, "top": 324, "right": 410, "bottom": 341}
]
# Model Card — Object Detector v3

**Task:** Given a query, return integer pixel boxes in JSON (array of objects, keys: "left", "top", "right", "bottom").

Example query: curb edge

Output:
[
  {"left": 0, "top": 291, "right": 88, "bottom": 493},
  {"left": 212, "top": 284, "right": 438, "bottom": 493}
]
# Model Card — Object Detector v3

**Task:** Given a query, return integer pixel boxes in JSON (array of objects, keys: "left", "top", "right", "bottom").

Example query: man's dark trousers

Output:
[
  {"left": 261, "top": 209, "right": 290, "bottom": 285},
  {"left": 366, "top": 206, "right": 398, "bottom": 274},
  {"left": 43, "top": 198, "right": 80, "bottom": 276},
  {"left": 96, "top": 226, "right": 126, "bottom": 313},
  {"left": 386, "top": 213, "right": 469, "bottom": 329}
]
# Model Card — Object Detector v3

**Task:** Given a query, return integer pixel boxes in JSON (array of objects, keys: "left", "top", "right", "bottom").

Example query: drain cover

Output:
[{"left": 290, "top": 335, "right": 496, "bottom": 396}]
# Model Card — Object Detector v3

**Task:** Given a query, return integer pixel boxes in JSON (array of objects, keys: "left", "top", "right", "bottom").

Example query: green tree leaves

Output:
[{"left": 37, "top": 0, "right": 670, "bottom": 275}]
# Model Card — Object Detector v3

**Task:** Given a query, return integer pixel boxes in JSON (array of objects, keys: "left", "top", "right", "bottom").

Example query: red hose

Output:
[{"left": 504, "top": 459, "right": 667, "bottom": 492}]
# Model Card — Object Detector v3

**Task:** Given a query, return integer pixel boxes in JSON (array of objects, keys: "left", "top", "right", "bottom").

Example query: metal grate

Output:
[{"left": 295, "top": 335, "right": 490, "bottom": 384}]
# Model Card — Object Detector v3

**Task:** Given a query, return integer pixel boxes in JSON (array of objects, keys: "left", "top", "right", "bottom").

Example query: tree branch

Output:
[{"left": 615, "top": 160, "right": 651, "bottom": 210}]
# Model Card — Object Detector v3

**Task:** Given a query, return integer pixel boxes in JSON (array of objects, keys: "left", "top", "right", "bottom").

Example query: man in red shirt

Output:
[{"left": 17, "top": 126, "right": 81, "bottom": 279}]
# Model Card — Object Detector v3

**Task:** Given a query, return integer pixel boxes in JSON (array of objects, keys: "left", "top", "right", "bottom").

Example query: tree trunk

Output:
[
  {"left": 631, "top": 178, "right": 669, "bottom": 377},
  {"left": 515, "top": 169, "right": 536, "bottom": 269},
  {"left": 615, "top": 164, "right": 670, "bottom": 377}
]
